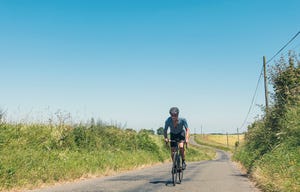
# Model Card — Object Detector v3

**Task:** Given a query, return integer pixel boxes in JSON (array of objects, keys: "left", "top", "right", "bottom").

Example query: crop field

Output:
[{"left": 194, "top": 134, "right": 245, "bottom": 151}]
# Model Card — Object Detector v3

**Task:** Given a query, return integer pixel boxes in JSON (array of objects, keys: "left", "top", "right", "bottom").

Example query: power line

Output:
[
  {"left": 240, "top": 31, "right": 300, "bottom": 131},
  {"left": 281, "top": 42, "right": 300, "bottom": 59},
  {"left": 266, "top": 31, "right": 300, "bottom": 64},
  {"left": 239, "top": 66, "right": 263, "bottom": 130}
]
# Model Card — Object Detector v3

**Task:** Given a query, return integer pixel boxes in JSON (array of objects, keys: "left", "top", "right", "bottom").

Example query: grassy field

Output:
[
  {"left": 194, "top": 133, "right": 245, "bottom": 151},
  {"left": 0, "top": 122, "right": 215, "bottom": 191}
]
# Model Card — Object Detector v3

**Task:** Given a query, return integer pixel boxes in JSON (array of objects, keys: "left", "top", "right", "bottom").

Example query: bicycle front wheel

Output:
[
  {"left": 176, "top": 154, "right": 183, "bottom": 183},
  {"left": 172, "top": 152, "right": 178, "bottom": 186}
]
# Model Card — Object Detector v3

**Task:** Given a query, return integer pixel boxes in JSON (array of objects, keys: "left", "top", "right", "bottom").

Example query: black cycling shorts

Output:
[{"left": 170, "top": 131, "right": 185, "bottom": 148}]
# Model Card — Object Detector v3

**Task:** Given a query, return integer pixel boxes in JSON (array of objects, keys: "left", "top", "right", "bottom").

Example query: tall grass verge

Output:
[
  {"left": 0, "top": 122, "right": 213, "bottom": 191},
  {"left": 253, "top": 144, "right": 300, "bottom": 192},
  {"left": 234, "top": 52, "right": 300, "bottom": 192}
]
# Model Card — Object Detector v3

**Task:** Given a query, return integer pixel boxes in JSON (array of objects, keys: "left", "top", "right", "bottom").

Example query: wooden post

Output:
[
  {"left": 263, "top": 56, "right": 269, "bottom": 113},
  {"left": 201, "top": 125, "right": 203, "bottom": 138},
  {"left": 226, "top": 132, "right": 229, "bottom": 147}
]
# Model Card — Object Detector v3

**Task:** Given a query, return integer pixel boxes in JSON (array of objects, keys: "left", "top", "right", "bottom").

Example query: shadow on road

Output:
[
  {"left": 232, "top": 173, "right": 249, "bottom": 178},
  {"left": 149, "top": 180, "right": 173, "bottom": 186},
  {"left": 106, "top": 175, "right": 149, "bottom": 181}
]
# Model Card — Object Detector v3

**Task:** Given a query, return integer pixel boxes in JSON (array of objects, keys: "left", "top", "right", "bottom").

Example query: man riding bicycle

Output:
[{"left": 164, "top": 107, "right": 189, "bottom": 170}]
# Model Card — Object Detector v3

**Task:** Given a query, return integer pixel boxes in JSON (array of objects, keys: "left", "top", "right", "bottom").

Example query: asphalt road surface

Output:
[{"left": 29, "top": 141, "right": 260, "bottom": 192}]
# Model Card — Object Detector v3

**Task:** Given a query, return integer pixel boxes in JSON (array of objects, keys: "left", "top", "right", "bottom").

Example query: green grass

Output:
[
  {"left": 186, "top": 143, "right": 215, "bottom": 161},
  {"left": 234, "top": 143, "right": 300, "bottom": 192},
  {"left": 233, "top": 103, "right": 300, "bottom": 192},
  {"left": 252, "top": 144, "right": 300, "bottom": 192},
  {"left": 0, "top": 123, "right": 213, "bottom": 191}
]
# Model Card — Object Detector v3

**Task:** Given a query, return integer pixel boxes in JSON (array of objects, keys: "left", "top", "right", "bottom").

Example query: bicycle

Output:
[{"left": 166, "top": 139, "right": 187, "bottom": 186}]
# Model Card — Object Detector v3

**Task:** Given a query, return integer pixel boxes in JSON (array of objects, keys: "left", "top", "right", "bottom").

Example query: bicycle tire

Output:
[
  {"left": 178, "top": 154, "right": 183, "bottom": 183},
  {"left": 172, "top": 152, "right": 178, "bottom": 186}
]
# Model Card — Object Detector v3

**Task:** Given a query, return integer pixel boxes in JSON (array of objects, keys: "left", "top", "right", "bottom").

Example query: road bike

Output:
[{"left": 167, "top": 139, "right": 187, "bottom": 186}]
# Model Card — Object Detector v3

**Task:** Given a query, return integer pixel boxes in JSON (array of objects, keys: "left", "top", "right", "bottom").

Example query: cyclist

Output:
[{"left": 164, "top": 107, "right": 189, "bottom": 170}]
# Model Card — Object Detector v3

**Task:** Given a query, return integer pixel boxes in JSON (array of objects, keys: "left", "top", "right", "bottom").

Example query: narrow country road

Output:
[{"left": 28, "top": 138, "right": 260, "bottom": 192}]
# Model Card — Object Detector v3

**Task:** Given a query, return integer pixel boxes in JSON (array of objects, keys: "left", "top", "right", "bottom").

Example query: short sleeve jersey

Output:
[{"left": 164, "top": 117, "right": 188, "bottom": 135}]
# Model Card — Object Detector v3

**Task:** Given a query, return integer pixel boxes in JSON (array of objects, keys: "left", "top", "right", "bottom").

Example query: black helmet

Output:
[{"left": 169, "top": 107, "right": 179, "bottom": 115}]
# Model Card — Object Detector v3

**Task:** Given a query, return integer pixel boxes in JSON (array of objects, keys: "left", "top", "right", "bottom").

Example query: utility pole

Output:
[
  {"left": 263, "top": 56, "right": 269, "bottom": 113},
  {"left": 201, "top": 125, "right": 203, "bottom": 138}
]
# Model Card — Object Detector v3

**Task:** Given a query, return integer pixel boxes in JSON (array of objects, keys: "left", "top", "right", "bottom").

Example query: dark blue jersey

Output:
[{"left": 164, "top": 117, "right": 188, "bottom": 135}]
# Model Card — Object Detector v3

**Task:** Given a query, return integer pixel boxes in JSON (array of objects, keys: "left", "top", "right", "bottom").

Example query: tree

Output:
[
  {"left": 270, "top": 52, "right": 300, "bottom": 110},
  {"left": 157, "top": 127, "right": 164, "bottom": 135},
  {"left": 125, "top": 128, "right": 136, "bottom": 133}
]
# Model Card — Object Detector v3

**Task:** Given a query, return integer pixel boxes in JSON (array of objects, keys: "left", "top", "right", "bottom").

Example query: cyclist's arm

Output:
[
  {"left": 164, "top": 119, "right": 169, "bottom": 141},
  {"left": 185, "top": 128, "right": 190, "bottom": 142},
  {"left": 164, "top": 131, "right": 168, "bottom": 140},
  {"left": 183, "top": 119, "right": 189, "bottom": 142}
]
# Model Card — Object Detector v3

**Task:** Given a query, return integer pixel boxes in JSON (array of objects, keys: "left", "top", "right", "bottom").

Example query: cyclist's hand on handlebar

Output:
[
  {"left": 185, "top": 138, "right": 189, "bottom": 143},
  {"left": 164, "top": 138, "right": 169, "bottom": 143}
]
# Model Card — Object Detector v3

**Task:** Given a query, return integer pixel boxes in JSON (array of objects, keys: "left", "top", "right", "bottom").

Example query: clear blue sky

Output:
[{"left": 1, "top": 0, "right": 300, "bottom": 133}]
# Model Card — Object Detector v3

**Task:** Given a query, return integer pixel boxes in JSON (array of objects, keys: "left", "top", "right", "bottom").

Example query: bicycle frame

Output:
[{"left": 167, "top": 139, "right": 186, "bottom": 186}]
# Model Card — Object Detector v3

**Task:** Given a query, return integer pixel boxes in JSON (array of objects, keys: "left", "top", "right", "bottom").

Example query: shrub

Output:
[{"left": 234, "top": 52, "right": 300, "bottom": 191}]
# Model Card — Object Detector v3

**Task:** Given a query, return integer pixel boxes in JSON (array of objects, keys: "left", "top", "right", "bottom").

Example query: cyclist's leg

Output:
[
  {"left": 179, "top": 142, "right": 185, "bottom": 160},
  {"left": 179, "top": 142, "right": 186, "bottom": 169},
  {"left": 179, "top": 131, "right": 186, "bottom": 169},
  {"left": 179, "top": 130, "right": 186, "bottom": 160}
]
